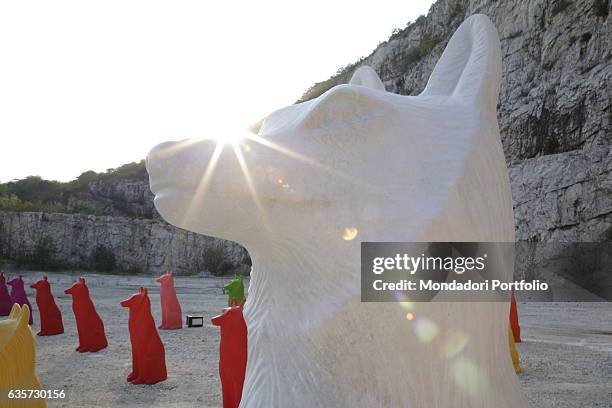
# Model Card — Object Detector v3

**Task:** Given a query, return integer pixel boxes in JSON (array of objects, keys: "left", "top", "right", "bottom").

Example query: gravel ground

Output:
[
  {"left": 517, "top": 302, "right": 612, "bottom": 408},
  {"left": 2, "top": 271, "right": 611, "bottom": 407}
]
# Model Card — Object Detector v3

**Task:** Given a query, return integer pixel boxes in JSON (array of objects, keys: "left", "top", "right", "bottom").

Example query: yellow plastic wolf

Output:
[
  {"left": 0, "top": 304, "right": 46, "bottom": 407},
  {"left": 509, "top": 325, "right": 523, "bottom": 374}
]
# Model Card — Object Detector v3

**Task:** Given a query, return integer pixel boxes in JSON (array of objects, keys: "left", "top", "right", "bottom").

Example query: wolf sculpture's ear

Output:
[
  {"left": 18, "top": 304, "right": 30, "bottom": 329},
  {"left": 79, "top": 277, "right": 85, "bottom": 283},
  {"left": 143, "top": 287, "right": 148, "bottom": 295},
  {"left": 239, "top": 298, "right": 246, "bottom": 308},
  {"left": 44, "top": 275, "right": 48, "bottom": 281},
  {"left": 248, "top": 117, "right": 265, "bottom": 135},
  {"left": 421, "top": 14, "right": 501, "bottom": 107},
  {"left": 9, "top": 303, "right": 20, "bottom": 319},
  {"left": 348, "top": 66, "right": 385, "bottom": 91}
]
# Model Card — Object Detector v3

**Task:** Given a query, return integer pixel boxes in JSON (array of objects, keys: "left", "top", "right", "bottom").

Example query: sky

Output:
[{"left": 0, "top": 0, "right": 435, "bottom": 182}]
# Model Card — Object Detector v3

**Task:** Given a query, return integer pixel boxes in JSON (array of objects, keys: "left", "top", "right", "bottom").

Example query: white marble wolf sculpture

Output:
[{"left": 147, "top": 14, "right": 526, "bottom": 408}]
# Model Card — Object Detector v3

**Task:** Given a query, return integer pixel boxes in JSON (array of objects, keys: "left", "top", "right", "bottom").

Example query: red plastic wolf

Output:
[
  {"left": 155, "top": 272, "right": 182, "bottom": 329},
  {"left": 212, "top": 300, "right": 247, "bottom": 408},
  {"left": 0, "top": 272, "right": 13, "bottom": 316},
  {"left": 510, "top": 289, "right": 521, "bottom": 343},
  {"left": 7, "top": 275, "right": 33, "bottom": 324},
  {"left": 30, "top": 275, "right": 64, "bottom": 336},
  {"left": 64, "top": 277, "right": 108, "bottom": 352},
  {"left": 120, "top": 287, "right": 167, "bottom": 385}
]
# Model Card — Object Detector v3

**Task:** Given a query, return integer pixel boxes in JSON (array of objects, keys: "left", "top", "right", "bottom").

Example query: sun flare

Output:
[{"left": 206, "top": 128, "right": 253, "bottom": 145}]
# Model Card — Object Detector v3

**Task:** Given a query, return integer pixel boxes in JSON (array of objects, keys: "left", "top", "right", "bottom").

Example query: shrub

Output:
[
  {"left": 543, "top": 137, "right": 560, "bottom": 154},
  {"left": 593, "top": 0, "right": 609, "bottom": 16},
  {"left": 389, "top": 27, "right": 405, "bottom": 41},
  {"left": 90, "top": 245, "right": 117, "bottom": 272},
  {"left": 447, "top": 1, "right": 465, "bottom": 22},
  {"left": 203, "top": 244, "right": 235, "bottom": 276},
  {"left": 32, "top": 236, "right": 56, "bottom": 269},
  {"left": 15, "top": 253, "right": 30, "bottom": 269},
  {"left": 16, "top": 236, "right": 62, "bottom": 271},
  {"left": 551, "top": 0, "right": 571, "bottom": 16},
  {"left": 298, "top": 56, "right": 367, "bottom": 102},
  {"left": 0, "top": 194, "right": 64, "bottom": 213},
  {"left": 401, "top": 34, "right": 442, "bottom": 72},
  {"left": 0, "top": 160, "right": 147, "bottom": 216}
]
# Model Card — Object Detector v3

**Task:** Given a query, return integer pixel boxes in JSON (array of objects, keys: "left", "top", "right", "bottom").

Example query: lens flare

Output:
[
  {"left": 183, "top": 142, "right": 225, "bottom": 225},
  {"left": 451, "top": 358, "right": 490, "bottom": 399},
  {"left": 212, "top": 130, "right": 248, "bottom": 145},
  {"left": 443, "top": 330, "right": 469, "bottom": 358},
  {"left": 232, "top": 142, "right": 271, "bottom": 231},
  {"left": 245, "top": 134, "right": 376, "bottom": 191},
  {"left": 414, "top": 318, "right": 439, "bottom": 344},
  {"left": 342, "top": 227, "right": 359, "bottom": 241}
]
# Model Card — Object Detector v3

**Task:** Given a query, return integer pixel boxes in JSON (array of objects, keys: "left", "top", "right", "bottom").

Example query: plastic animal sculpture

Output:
[
  {"left": 30, "top": 276, "right": 64, "bottom": 336},
  {"left": 224, "top": 276, "right": 245, "bottom": 306},
  {"left": 0, "top": 304, "right": 46, "bottom": 408},
  {"left": 7, "top": 275, "right": 33, "bottom": 325},
  {"left": 147, "top": 14, "right": 527, "bottom": 408},
  {"left": 508, "top": 326, "right": 522, "bottom": 373},
  {"left": 120, "top": 287, "right": 167, "bottom": 385},
  {"left": 0, "top": 272, "right": 13, "bottom": 316},
  {"left": 211, "top": 300, "right": 247, "bottom": 408},
  {"left": 64, "top": 277, "right": 108, "bottom": 352},
  {"left": 510, "top": 290, "right": 521, "bottom": 342},
  {"left": 155, "top": 272, "right": 182, "bottom": 329}
]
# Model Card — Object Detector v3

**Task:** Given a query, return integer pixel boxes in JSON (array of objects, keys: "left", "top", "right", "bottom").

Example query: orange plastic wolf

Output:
[
  {"left": 508, "top": 325, "right": 523, "bottom": 374},
  {"left": 155, "top": 272, "right": 182, "bottom": 329}
]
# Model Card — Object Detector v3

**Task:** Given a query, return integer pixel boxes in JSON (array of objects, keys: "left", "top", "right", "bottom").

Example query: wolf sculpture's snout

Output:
[
  {"left": 146, "top": 139, "right": 221, "bottom": 194},
  {"left": 146, "top": 137, "right": 260, "bottom": 240},
  {"left": 146, "top": 141, "right": 182, "bottom": 181}
]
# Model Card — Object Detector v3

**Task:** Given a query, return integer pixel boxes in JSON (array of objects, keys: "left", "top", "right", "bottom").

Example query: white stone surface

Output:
[{"left": 147, "top": 14, "right": 526, "bottom": 408}]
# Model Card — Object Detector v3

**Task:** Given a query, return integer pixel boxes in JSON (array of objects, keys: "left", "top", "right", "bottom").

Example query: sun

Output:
[{"left": 210, "top": 130, "right": 249, "bottom": 145}]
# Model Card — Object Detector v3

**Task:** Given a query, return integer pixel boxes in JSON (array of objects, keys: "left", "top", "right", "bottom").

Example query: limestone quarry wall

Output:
[{"left": 0, "top": 211, "right": 250, "bottom": 275}]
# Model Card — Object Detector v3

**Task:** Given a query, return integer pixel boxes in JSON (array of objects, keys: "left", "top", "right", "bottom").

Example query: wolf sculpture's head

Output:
[
  {"left": 30, "top": 275, "right": 51, "bottom": 293},
  {"left": 155, "top": 272, "right": 174, "bottom": 286},
  {"left": 147, "top": 14, "right": 524, "bottom": 408},
  {"left": 64, "top": 277, "right": 90, "bottom": 298},
  {"left": 211, "top": 298, "right": 246, "bottom": 328},
  {"left": 147, "top": 16, "right": 508, "bottom": 247},
  {"left": 0, "top": 304, "right": 43, "bottom": 392},
  {"left": 0, "top": 303, "right": 31, "bottom": 350},
  {"left": 7, "top": 276, "right": 25, "bottom": 292},
  {"left": 120, "top": 287, "right": 150, "bottom": 312}
]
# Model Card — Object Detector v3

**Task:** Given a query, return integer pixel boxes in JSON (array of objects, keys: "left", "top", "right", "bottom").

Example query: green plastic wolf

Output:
[{"left": 224, "top": 276, "right": 245, "bottom": 306}]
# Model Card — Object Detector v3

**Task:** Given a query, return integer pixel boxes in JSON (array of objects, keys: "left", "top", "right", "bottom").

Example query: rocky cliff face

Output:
[
  {"left": 510, "top": 144, "right": 611, "bottom": 241},
  {"left": 0, "top": 211, "right": 250, "bottom": 276},
  {"left": 301, "top": 0, "right": 611, "bottom": 242},
  {"left": 65, "top": 178, "right": 157, "bottom": 219}
]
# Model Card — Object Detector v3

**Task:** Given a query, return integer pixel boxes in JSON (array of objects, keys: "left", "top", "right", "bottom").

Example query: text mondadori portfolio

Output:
[{"left": 372, "top": 279, "right": 549, "bottom": 292}]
